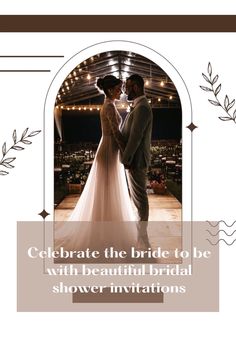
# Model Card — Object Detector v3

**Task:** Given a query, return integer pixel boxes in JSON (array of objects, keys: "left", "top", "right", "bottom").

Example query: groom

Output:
[{"left": 121, "top": 74, "right": 153, "bottom": 246}]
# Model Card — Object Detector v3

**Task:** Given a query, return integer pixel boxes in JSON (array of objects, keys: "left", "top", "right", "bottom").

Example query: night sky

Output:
[{"left": 58, "top": 108, "right": 182, "bottom": 144}]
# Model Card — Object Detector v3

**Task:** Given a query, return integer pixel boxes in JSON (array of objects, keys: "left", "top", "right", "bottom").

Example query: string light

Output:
[
  {"left": 145, "top": 80, "right": 149, "bottom": 86},
  {"left": 169, "top": 96, "right": 173, "bottom": 100},
  {"left": 57, "top": 103, "right": 150, "bottom": 111},
  {"left": 87, "top": 74, "right": 91, "bottom": 80},
  {"left": 160, "top": 81, "right": 164, "bottom": 87}
]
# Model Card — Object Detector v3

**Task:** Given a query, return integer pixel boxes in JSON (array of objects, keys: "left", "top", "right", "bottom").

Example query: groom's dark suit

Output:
[{"left": 121, "top": 96, "right": 153, "bottom": 221}]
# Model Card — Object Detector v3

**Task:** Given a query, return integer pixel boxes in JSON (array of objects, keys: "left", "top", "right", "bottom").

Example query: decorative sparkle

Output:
[
  {"left": 38, "top": 209, "right": 50, "bottom": 219},
  {"left": 187, "top": 122, "right": 198, "bottom": 132}
]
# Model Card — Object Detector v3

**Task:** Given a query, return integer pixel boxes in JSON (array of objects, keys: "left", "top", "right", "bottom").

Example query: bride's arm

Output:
[{"left": 106, "top": 104, "right": 126, "bottom": 151}]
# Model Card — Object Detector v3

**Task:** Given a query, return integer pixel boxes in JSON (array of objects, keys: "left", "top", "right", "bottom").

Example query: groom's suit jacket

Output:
[{"left": 121, "top": 96, "right": 153, "bottom": 169}]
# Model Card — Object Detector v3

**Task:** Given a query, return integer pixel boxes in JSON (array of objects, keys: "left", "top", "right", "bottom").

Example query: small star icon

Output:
[
  {"left": 186, "top": 122, "right": 198, "bottom": 132},
  {"left": 38, "top": 209, "right": 50, "bottom": 219}
]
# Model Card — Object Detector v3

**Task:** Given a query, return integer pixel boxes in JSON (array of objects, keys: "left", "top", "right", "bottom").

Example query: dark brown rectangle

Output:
[
  {"left": 73, "top": 287, "right": 164, "bottom": 303},
  {"left": 0, "top": 15, "right": 236, "bottom": 32}
]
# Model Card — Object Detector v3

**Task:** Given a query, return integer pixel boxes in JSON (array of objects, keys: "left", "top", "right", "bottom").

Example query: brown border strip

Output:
[{"left": 0, "top": 15, "right": 236, "bottom": 32}]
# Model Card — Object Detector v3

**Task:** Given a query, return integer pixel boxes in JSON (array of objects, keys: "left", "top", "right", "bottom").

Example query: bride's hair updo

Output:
[{"left": 97, "top": 75, "right": 122, "bottom": 97}]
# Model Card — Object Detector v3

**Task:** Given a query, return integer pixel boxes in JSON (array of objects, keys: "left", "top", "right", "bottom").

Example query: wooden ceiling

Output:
[{"left": 56, "top": 51, "right": 181, "bottom": 109}]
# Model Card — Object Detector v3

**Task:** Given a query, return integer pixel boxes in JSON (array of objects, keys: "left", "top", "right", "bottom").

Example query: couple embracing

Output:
[{"left": 55, "top": 74, "right": 153, "bottom": 252}]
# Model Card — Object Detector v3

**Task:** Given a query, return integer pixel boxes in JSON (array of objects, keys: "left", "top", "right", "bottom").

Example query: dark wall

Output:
[
  {"left": 152, "top": 108, "right": 182, "bottom": 140},
  {"left": 62, "top": 111, "right": 102, "bottom": 143},
  {"left": 61, "top": 108, "right": 182, "bottom": 143}
]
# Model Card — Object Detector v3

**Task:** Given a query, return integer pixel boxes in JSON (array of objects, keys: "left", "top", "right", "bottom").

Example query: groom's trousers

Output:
[
  {"left": 127, "top": 168, "right": 150, "bottom": 247},
  {"left": 127, "top": 168, "right": 149, "bottom": 221}
]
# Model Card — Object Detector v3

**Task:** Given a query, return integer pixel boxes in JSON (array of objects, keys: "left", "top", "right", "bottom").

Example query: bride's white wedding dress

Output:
[{"left": 55, "top": 98, "right": 137, "bottom": 255}]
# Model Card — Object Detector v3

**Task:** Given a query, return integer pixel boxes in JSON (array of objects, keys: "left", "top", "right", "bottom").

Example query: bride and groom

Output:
[{"left": 55, "top": 73, "right": 153, "bottom": 253}]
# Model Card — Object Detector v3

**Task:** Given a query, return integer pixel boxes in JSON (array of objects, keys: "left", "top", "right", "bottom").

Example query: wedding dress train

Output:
[{"left": 54, "top": 98, "right": 137, "bottom": 256}]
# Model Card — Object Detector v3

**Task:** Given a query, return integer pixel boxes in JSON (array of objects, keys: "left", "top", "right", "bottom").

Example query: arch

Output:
[{"left": 44, "top": 40, "right": 192, "bottom": 220}]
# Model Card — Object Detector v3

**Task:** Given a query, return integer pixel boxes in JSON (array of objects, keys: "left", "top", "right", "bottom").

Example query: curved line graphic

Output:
[
  {"left": 206, "top": 238, "right": 236, "bottom": 246},
  {"left": 206, "top": 229, "right": 236, "bottom": 237},
  {"left": 206, "top": 220, "right": 236, "bottom": 228}
]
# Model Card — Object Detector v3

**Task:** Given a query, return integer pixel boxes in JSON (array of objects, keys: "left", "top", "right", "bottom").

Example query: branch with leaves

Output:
[
  {"left": 0, "top": 128, "right": 41, "bottom": 176},
  {"left": 200, "top": 62, "right": 236, "bottom": 123}
]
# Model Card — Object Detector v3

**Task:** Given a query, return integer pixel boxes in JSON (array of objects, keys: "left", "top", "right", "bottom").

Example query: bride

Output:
[{"left": 55, "top": 75, "right": 137, "bottom": 257}]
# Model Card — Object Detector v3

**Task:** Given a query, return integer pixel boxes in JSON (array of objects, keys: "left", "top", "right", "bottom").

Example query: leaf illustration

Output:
[
  {"left": 1, "top": 162, "right": 14, "bottom": 168},
  {"left": 0, "top": 170, "right": 9, "bottom": 175},
  {"left": 21, "top": 127, "right": 29, "bottom": 140},
  {"left": 227, "top": 99, "right": 235, "bottom": 111},
  {"left": 202, "top": 74, "right": 211, "bottom": 84},
  {"left": 12, "top": 129, "right": 17, "bottom": 144},
  {"left": 28, "top": 130, "right": 41, "bottom": 137},
  {"left": 202, "top": 73, "right": 211, "bottom": 84},
  {"left": 2, "top": 142, "right": 6, "bottom": 157},
  {"left": 22, "top": 140, "right": 32, "bottom": 145},
  {"left": 201, "top": 62, "right": 236, "bottom": 126},
  {"left": 0, "top": 126, "right": 41, "bottom": 177},
  {"left": 212, "top": 75, "right": 218, "bottom": 84},
  {"left": 11, "top": 146, "right": 24, "bottom": 151},
  {"left": 208, "top": 99, "right": 220, "bottom": 106},
  {"left": 224, "top": 95, "right": 229, "bottom": 109},
  {"left": 2, "top": 157, "right": 16, "bottom": 164},
  {"left": 200, "top": 86, "right": 212, "bottom": 92},
  {"left": 207, "top": 62, "right": 212, "bottom": 76},
  {"left": 215, "top": 84, "right": 221, "bottom": 96},
  {"left": 219, "top": 116, "right": 232, "bottom": 121}
]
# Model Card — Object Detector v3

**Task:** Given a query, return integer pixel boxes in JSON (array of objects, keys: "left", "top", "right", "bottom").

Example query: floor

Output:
[{"left": 54, "top": 191, "right": 182, "bottom": 263}]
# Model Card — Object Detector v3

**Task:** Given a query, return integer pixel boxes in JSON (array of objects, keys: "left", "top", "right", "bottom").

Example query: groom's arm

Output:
[{"left": 121, "top": 105, "right": 150, "bottom": 167}]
